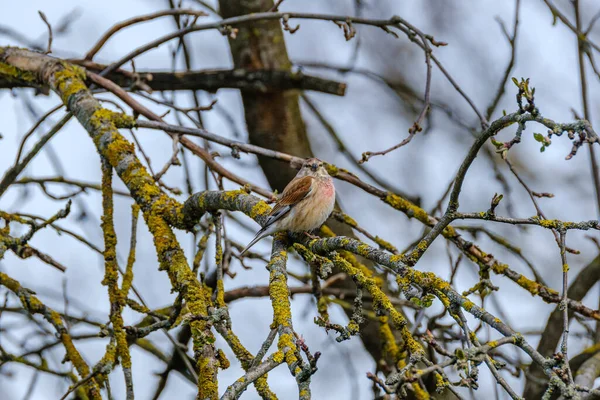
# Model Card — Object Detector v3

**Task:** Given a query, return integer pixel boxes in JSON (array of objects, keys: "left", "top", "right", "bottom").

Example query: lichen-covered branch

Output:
[
  {"left": 0, "top": 46, "right": 222, "bottom": 400},
  {"left": 100, "top": 159, "right": 134, "bottom": 398},
  {"left": 220, "top": 352, "right": 283, "bottom": 400},
  {"left": 5, "top": 45, "right": 580, "bottom": 331},
  {"left": 209, "top": 214, "right": 278, "bottom": 399},
  {"left": 0, "top": 64, "right": 347, "bottom": 96},
  {"left": 268, "top": 237, "right": 312, "bottom": 399},
  {"left": 178, "top": 189, "right": 600, "bottom": 321},
  {"left": 175, "top": 189, "right": 597, "bottom": 398}
]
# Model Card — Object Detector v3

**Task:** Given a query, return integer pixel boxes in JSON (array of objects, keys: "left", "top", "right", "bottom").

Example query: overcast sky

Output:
[{"left": 1, "top": 1, "right": 600, "bottom": 399}]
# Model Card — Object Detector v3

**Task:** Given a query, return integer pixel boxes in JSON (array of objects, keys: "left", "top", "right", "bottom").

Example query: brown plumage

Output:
[{"left": 268, "top": 175, "right": 314, "bottom": 219}]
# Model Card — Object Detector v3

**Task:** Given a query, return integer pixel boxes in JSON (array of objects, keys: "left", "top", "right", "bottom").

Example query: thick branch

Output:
[{"left": 1, "top": 63, "right": 346, "bottom": 96}]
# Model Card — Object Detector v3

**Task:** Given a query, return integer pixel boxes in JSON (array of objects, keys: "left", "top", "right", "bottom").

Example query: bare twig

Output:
[
  {"left": 84, "top": 9, "right": 208, "bottom": 60},
  {"left": 37, "top": 11, "right": 52, "bottom": 54}
]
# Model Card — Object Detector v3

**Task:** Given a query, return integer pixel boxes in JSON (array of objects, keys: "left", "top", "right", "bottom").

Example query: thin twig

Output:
[
  {"left": 559, "top": 231, "right": 574, "bottom": 384},
  {"left": 37, "top": 11, "right": 52, "bottom": 54},
  {"left": 0, "top": 113, "right": 72, "bottom": 197}
]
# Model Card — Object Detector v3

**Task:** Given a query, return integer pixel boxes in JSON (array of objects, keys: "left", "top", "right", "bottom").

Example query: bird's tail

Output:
[{"left": 239, "top": 225, "right": 272, "bottom": 256}]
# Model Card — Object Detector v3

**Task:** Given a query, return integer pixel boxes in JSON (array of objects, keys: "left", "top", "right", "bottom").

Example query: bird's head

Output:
[{"left": 298, "top": 158, "right": 329, "bottom": 178}]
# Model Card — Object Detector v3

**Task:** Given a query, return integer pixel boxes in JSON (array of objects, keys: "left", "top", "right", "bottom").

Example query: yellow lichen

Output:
[
  {"left": 0, "top": 61, "right": 36, "bottom": 83},
  {"left": 412, "top": 382, "right": 430, "bottom": 400},
  {"left": 319, "top": 225, "right": 336, "bottom": 237},
  {"left": 332, "top": 254, "right": 425, "bottom": 357},
  {"left": 53, "top": 66, "right": 88, "bottom": 105},
  {"left": 91, "top": 108, "right": 136, "bottom": 134},
  {"left": 538, "top": 219, "right": 559, "bottom": 229},
  {"left": 379, "top": 317, "right": 400, "bottom": 362},
  {"left": 143, "top": 211, "right": 217, "bottom": 399},
  {"left": 340, "top": 213, "right": 358, "bottom": 227},
  {"left": 384, "top": 192, "right": 430, "bottom": 222},
  {"left": 196, "top": 356, "right": 219, "bottom": 399},
  {"left": 347, "top": 319, "right": 360, "bottom": 335},
  {"left": 267, "top": 247, "right": 300, "bottom": 369},
  {"left": 216, "top": 349, "right": 230, "bottom": 370},
  {"left": 272, "top": 351, "right": 285, "bottom": 363},
  {"left": 250, "top": 201, "right": 272, "bottom": 219},
  {"left": 389, "top": 254, "right": 403, "bottom": 264},
  {"left": 516, "top": 275, "right": 539, "bottom": 296},
  {"left": 253, "top": 376, "right": 277, "bottom": 399},
  {"left": 434, "top": 372, "right": 448, "bottom": 391},
  {"left": 374, "top": 235, "right": 397, "bottom": 252},
  {"left": 279, "top": 333, "right": 299, "bottom": 367},
  {"left": 325, "top": 164, "right": 339, "bottom": 176},
  {"left": 492, "top": 263, "right": 509, "bottom": 274},
  {"left": 100, "top": 161, "right": 132, "bottom": 371}
]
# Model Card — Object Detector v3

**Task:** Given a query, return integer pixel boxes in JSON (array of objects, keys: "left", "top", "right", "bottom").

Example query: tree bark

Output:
[{"left": 219, "top": 0, "right": 312, "bottom": 191}]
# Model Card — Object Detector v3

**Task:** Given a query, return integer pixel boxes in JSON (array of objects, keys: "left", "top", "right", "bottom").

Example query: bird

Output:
[{"left": 240, "top": 158, "right": 336, "bottom": 255}]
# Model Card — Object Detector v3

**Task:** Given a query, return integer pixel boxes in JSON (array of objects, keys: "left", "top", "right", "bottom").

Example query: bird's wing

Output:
[{"left": 265, "top": 175, "right": 315, "bottom": 226}]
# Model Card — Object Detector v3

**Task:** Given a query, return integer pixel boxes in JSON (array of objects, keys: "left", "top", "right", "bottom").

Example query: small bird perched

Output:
[{"left": 240, "top": 158, "right": 336, "bottom": 255}]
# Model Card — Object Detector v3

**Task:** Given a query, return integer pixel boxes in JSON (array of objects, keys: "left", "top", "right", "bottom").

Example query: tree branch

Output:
[{"left": 0, "top": 62, "right": 347, "bottom": 96}]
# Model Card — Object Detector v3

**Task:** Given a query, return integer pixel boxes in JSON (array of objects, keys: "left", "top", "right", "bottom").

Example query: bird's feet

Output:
[{"left": 304, "top": 231, "right": 320, "bottom": 240}]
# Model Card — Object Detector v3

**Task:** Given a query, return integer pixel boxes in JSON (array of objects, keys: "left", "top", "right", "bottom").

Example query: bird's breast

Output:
[
  {"left": 321, "top": 179, "right": 335, "bottom": 198},
  {"left": 280, "top": 178, "right": 335, "bottom": 232}
]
